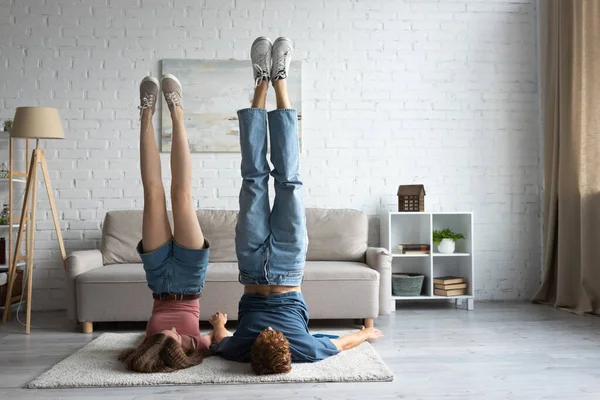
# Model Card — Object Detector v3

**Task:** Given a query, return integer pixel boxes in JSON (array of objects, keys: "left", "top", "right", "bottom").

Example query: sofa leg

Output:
[
  {"left": 363, "top": 318, "right": 374, "bottom": 328},
  {"left": 82, "top": 321, "right": 93, "bottom": 334}
]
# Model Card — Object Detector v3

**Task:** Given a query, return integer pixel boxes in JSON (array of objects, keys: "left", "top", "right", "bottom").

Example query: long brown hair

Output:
[
  {"left": 250, "top": 328, "right": 292, "bottom": 375},
  {"left": 119, "top": 333, "right": 212, "bottom": 373}
]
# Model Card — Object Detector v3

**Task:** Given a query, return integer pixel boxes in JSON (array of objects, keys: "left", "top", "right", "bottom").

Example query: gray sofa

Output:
[{"left": 65, "top": 208, "right": 392, "bottom": 333}]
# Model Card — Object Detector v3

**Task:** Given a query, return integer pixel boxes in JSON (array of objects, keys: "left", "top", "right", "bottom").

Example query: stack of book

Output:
[
  {"left": 396, "top": 244, "right": 430, "bottom": 254},
  {"left": 433, "top": 276, "right": 467, "bottom": 296}
]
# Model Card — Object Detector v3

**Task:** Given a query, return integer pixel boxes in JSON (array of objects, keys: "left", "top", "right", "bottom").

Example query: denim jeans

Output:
[
  {"left": 137, "top": 239, "right": 210, "bottom": 295},
  {"left": 235, "top": 108, "right": 307, "bottom": 286}
]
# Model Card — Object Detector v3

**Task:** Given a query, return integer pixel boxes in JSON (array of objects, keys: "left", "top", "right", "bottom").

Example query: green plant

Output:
[
  {"left": 433, "top": 228, "right": 465, "bottom": 245},
  {"left": 3, "top": 120, "right": 12, "bottom": 131}
]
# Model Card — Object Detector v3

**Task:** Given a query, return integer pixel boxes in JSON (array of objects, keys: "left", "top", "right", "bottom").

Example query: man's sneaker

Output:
[
  {"left": 251, "top": 36, "right": 272, "bottom": 87},
  {"left": 271, "top": 37, "right": 293, "bottom": 81},
  {"left": 161, "top": 74, "right": 183, "bottom": 109},
  {"left": 138, "top": 76, "right": 159, "bottom": 118}
]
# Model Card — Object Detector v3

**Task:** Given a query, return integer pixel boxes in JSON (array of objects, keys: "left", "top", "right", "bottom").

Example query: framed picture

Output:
[{"left": 161, "top": 59, "right": 302, "bottom": 153}]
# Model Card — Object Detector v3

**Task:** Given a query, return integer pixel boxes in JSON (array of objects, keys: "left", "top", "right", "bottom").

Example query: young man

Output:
[{"left": 210, "top": 37, "right": 383, "bottom": 375}]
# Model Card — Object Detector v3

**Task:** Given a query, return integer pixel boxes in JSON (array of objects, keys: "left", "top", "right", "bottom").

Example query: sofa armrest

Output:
[
  {"left": 366, "top": 247, "right": 392, "bottom": 315},
  {"left": 65, "top": 250, "right": 104, "bottom": 321}
]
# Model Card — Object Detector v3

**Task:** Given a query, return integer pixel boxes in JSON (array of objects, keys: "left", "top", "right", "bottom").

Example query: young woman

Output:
[
  {"left": 209, "top": 37, "right": 384, "bottom": 375},
  {"left": 118, "top": 75, "right": 213, "bottom": 373}
]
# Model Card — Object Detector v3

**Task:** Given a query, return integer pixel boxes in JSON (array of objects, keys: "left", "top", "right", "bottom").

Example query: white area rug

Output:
[{"left": 28, "top": 332, "right": 393, "bottom": 388}]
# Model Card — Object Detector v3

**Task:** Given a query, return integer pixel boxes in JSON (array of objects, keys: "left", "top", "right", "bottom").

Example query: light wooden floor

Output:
[{"left": 1, "top": 302, "right": 599, "bottom": 399}]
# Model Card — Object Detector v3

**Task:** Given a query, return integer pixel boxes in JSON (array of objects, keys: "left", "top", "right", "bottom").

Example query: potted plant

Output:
[
  {"left": 433, "top": 228, "right": 465, "bottom": 254},
  {"left": 3, "top": 120, "right": 12, "bottom": 132}
]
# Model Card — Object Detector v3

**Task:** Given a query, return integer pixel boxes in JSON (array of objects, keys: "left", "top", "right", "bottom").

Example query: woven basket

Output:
[{"left": 392, "top": 273, "right": 424, "bottom": 296}]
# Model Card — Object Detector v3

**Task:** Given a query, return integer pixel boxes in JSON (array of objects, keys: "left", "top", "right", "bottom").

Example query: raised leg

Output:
[
  {"left": 364, "top": 318, "right": 375, "bottom": 328},
  {"left": 273, "top": 78, "right": 292, "bottom": 109},
  {"left": 82, "top": 321, "right": 93, "bottom": 334},
  {"left": 140, "top": 78, "right": 171, "bottom": 253},
  {"left": 235, "top": 94, "right": 271, "bottom": 273},
  {"left": 267, "top": 79, "right": 306, "bottom": 271},
  {"left": 162, "top": 75, "right": 205, "bottom": 250},
  {"left": 252, "top": 79, "right": 268, "bottom": 109}
]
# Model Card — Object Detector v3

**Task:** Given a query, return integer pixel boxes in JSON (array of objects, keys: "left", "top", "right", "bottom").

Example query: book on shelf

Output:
[
  {"left": 434, "top": 283, "right": 467, "bottom": 290},
  {"left": 402, "top": 250, "right": 430, "bottom": 255},
  {"left": 397, "top": 244, "right": 430, "bottom": 252},
  {"left": 432, "top": 276, "right": 464, "bottom": 285},
  {"left": 434, "top": 288, "right": 466, "bottom": 296}
]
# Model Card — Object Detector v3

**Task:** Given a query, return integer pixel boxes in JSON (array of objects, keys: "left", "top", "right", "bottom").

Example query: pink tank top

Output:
[{"left": 145, "top": 300, "right": 210, "bottom": 350}]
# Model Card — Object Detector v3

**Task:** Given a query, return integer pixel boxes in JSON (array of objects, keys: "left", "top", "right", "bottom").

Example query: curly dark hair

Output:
[
  {"left": 250, "top": 328, "right": 292, "bottom": 375},
  {"left": 118, "top": 333, "right": 212, "bottom": 373}
]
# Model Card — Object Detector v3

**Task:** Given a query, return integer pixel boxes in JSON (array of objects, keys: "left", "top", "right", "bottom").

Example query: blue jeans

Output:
[
  {"left": 235, "top": 108, "right": 307, "bottom": 286},
  {"left": 137, "top": 239, "right": 210, "bottom": 295}
]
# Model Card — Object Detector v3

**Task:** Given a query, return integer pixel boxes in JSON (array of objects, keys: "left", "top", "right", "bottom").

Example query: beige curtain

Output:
[{"left": 533, "top": 0, "right": 600, "bottom": 314}]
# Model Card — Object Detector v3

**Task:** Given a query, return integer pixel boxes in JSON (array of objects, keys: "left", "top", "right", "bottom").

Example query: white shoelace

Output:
[
  {"left": 165, "top": 92, "right": 181, "bottom": 106},
  {"left": 137, "top": 94, "right": 154, "bottom": 119},
  {"left": 273, "top": 51, "right": 288, "bottom": 80},
  {"left": 253, "top": 63, "right": 269, "bottom": 88}
]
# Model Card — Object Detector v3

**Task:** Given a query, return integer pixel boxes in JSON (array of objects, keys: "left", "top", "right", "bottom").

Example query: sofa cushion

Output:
[
  {"left": 101, "top": 210, "right": 238, "bottom": 265},
  {"left": 77, "top": 261, "right": 378, "bottom": 285},
  {"left": 101, "top": 208, "right": 368, "bottom": 265},
  {"left": 305, "top": 208, "right": 367, "bottom": 262}
]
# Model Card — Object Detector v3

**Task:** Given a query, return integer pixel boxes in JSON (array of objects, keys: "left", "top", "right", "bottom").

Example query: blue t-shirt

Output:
[{"left": 212, "top": 291, "right": 340, "bottom": 363}]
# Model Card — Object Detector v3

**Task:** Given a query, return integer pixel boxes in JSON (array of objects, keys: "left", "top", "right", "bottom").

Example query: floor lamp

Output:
[{"left": 1, "top": 107, "right": 67, "bottom": 334}]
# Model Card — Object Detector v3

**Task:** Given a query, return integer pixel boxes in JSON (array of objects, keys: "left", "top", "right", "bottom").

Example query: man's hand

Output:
[
  {"left": 209, "top": 312, "right": 227, "bottom": 327},
  {"left": 331, "top": 326, "right": 384, "bottom": 351},
  {"left": 360, "top": 326, "right": 384, "bottom": 341}
]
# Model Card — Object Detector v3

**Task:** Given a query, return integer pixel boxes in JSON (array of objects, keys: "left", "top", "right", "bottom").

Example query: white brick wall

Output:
[{"left": 0, "top": 0, "right": 540, "bottom": 310}]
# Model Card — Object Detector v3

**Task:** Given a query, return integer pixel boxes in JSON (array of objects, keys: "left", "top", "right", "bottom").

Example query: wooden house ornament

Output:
[{"left": 397, "top": 185, "right": 425, "bottom": 212}]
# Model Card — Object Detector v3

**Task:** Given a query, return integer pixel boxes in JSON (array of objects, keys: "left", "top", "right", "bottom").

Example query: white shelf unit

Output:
[{"left": 380, "top": 211, "right": 474, "bottom": 311}]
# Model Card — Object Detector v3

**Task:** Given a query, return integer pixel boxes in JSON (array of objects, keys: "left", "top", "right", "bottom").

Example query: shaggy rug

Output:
[{"left": 27, "top": 332, "right": 393, "bottom": 388}]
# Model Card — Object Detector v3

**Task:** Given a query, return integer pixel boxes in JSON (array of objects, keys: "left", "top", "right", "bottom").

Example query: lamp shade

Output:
[{"left": 11, "top": 107, "right": 64, "bottom": 139}]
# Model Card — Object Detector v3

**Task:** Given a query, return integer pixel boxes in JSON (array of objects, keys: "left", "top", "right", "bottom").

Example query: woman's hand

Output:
[
  {"left": 209, "top": 312, "right": 233, "bottom": 344},
  {"left": 209, "top": 312, "right": 228, "bottom": 327}
]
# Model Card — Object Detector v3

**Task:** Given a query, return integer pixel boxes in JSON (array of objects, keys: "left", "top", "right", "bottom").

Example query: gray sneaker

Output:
[
  {"left": 271, "top": 37, "right": 293, "bottom": 81},
  {"left": 251, "top": 36, "right": 272, "bottom": 87},
  {"left": 161, "top": 74, "right": 183, "bottom": 109},
  {"left": 138, "top": 76, "right": 159, "bottom": 118}
]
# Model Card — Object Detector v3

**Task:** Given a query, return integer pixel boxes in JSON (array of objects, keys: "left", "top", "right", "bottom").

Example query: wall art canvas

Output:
[{"left": 161, "top": 59, "right": 302, "bottom": 153}]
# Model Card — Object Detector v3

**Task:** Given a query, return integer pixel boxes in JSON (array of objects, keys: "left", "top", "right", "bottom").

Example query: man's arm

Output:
[
  {"left": 209, "top": 312, "right": 233, "bottom": 344},
  {"left": 330, "top": 327, "right": 384, "bottom": 352}
]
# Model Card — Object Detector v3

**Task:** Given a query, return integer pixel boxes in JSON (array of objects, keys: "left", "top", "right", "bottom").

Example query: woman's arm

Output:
[
  {"left": 201, "top": 331, "right": 215, "bottom": 345},
  {"left": 209, "top": 312, "right": 233, "bottom": 344},
  {"left": 330, "top": 327, "right": 384, "bottom": 351}
]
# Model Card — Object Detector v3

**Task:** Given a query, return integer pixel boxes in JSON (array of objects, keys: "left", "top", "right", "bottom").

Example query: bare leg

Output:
[
  {"left": 140, "top": 107, "right": 171, "bottom": 252},
  {"left": 169, "top": 102, "right": 205, "bottom": 249},
  {"left": 252, "top": 80, "right": 268, "bottom": 108},
  {"left": 272, "top": 79, "right": 291, "bottom": 109}
]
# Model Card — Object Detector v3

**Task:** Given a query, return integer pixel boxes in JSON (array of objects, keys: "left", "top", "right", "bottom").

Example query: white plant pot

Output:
[{"left": 437, "top": 239, "right": 455, "bottom": 254}]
